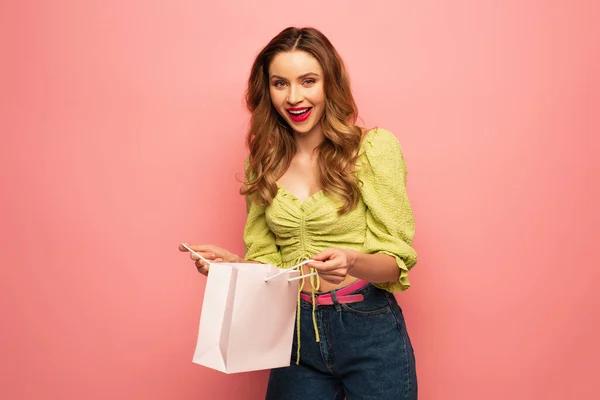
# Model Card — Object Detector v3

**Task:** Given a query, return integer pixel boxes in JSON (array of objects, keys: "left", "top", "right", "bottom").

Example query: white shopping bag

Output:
[{"left": 186, "top": 252, "right": 314, "bottom": 374}]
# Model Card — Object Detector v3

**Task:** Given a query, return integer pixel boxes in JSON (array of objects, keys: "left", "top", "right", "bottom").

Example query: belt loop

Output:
[{"left": 330, "top": 290, "right": 342, "bottom": 312}]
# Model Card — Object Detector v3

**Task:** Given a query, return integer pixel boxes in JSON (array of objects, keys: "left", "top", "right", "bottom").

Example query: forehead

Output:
[{"left": 268, "top": 50, "right": 323, "bottom": 78}]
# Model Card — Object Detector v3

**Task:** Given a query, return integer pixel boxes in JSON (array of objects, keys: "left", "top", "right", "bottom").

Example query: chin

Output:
[
  {"left": 283, "top": 113, "right": 322, "bottom": 135},
  {"left": 292, "top": 123, "right": 316, "bottom": 134}
]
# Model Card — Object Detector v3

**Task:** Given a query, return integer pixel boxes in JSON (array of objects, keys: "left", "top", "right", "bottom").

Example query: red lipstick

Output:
[{"left": 286, "top": 107, "right": 312, "bottom": 122}]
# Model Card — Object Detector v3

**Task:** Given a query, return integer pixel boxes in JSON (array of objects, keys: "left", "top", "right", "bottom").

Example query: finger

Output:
[
  {"left": 179, "top": 242, "right": 197, "bottom": 252},
  {"left": 179, "top": 242, "right": 198, "bottom": 252},
  {"left": 195, "top": 262, "right": 212, "bottom": 278},
  {"left": 306, "top": 260, "right": 324, "bottom": 270},
  {"left": 196, "top": 264, "right": 209, "bottom": 276},
  {"left": 190, "top": 251, "right": 216, "bottom": 262},
  {"left": 195, "top": 259, "right": 211, "bottom": 269},
  {"left": 311, "top": 248, "right": 337, "bottom": 261},
  {"left": 317, "top": 269, "right": 347, "bottom": 278},
  {"left": 308, "top": 259, "right": 341, "bottom": 271},
  {"left": 180, "top": 243, "right": 216, "bottom": 253}
]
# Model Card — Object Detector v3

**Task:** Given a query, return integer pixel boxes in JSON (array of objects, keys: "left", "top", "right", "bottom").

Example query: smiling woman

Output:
[
  {"left": 180, "top": 26, "right": 418, "bottom": 400},
  {"left": 269, "top": 54, "right": 325, "bottom": 129}
]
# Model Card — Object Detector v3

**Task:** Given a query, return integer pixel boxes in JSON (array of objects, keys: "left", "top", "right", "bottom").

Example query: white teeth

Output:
[{"left": 289, "top": 108, "right": 310, "bottom": 115}]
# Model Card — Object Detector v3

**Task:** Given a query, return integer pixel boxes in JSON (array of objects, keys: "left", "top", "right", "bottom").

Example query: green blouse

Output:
[{"left": 243, "top": 127, "right": 418, "bottom": 292}]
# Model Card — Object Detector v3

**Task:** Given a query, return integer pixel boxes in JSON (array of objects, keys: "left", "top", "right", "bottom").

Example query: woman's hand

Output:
[
  {"left": 178, "top": 243, "right": 241, "bottom": 276},
  {"left": 307, "top": 248, "right": 358, "bottom": 284}
]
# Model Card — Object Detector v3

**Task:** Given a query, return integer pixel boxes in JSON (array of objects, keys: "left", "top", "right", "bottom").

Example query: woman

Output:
[{"left": 179, "top": 26, "right": 418, "bottom": 400}]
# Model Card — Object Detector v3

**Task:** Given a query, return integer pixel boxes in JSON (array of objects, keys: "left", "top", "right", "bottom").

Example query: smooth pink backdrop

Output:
[{"left": 2, "top": 1, "right": 598, "bottom": 399}]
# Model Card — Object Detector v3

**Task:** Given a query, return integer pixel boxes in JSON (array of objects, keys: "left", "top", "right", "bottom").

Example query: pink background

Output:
[{"left": 2, "top": 1, "right": 598, "bottom": 399}]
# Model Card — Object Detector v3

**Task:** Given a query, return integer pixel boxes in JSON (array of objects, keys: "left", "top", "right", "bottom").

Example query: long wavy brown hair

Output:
[{"left": 241, "top": 27, "right": 365, "bottom": 214}]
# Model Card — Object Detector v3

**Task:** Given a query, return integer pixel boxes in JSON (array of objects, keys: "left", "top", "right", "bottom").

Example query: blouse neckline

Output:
[
  {"left": 275, "top": 182, "right": 325, "bottom": 206},
  {"left": 273, "top": 127, "right": 378, "bottom": 207}
]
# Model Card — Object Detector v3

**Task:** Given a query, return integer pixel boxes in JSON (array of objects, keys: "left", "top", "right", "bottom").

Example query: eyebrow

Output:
[{"left": 270, "top": 72, "right": 320, "bottom": 81}]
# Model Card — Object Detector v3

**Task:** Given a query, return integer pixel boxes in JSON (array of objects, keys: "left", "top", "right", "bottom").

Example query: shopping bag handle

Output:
[
  {"left": 264, "top": 259, "right": 318, "bottom": 282},
  {"left": 286, "top": 271, "right": 318, "bottom": 282},
  {"left": 181, "top": 243, "right": 214, "bottom": 266},
  {"left": 180, "top": 244, "right": 320, "bottom": 283}
]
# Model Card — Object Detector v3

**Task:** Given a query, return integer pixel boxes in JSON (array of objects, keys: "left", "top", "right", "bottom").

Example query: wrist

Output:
[{"left": 347, "top": 249, "right": 359, "bottom": 272}]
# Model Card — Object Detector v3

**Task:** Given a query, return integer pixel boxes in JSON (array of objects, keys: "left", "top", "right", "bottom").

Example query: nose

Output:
[{"left": 286, "top": 84, "right": 304, "bottom": 105}]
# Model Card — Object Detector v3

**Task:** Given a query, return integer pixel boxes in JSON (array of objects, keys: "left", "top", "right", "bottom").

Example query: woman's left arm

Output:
[{"left": 308, "top": 128, "right": 418, "bottom": 291}]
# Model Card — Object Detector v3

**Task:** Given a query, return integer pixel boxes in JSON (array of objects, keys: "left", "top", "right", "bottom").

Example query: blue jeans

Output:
[{"left": 265, "top": 283, "right": 418, "bottom": 400}]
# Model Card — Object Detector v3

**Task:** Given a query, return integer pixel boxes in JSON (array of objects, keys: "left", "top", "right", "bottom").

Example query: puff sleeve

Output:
[
  {"left": 358, "top": 128, "right": 418, "bottom": 292},
  {"left": 242, "top": 157, "right": 282, "bottom": 266}
]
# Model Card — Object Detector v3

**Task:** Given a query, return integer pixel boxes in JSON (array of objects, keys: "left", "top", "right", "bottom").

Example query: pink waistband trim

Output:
[{"left": 299, "top": 279, "right": 369, "bottom": 305}]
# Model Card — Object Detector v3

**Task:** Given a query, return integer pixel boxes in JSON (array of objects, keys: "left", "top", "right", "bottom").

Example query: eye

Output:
[
  {"left": 273, "top": 80, "right": 287, "bottom": 88},
  {"left": 303, "top": 78, "right": 316, "bottom": 85}
]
